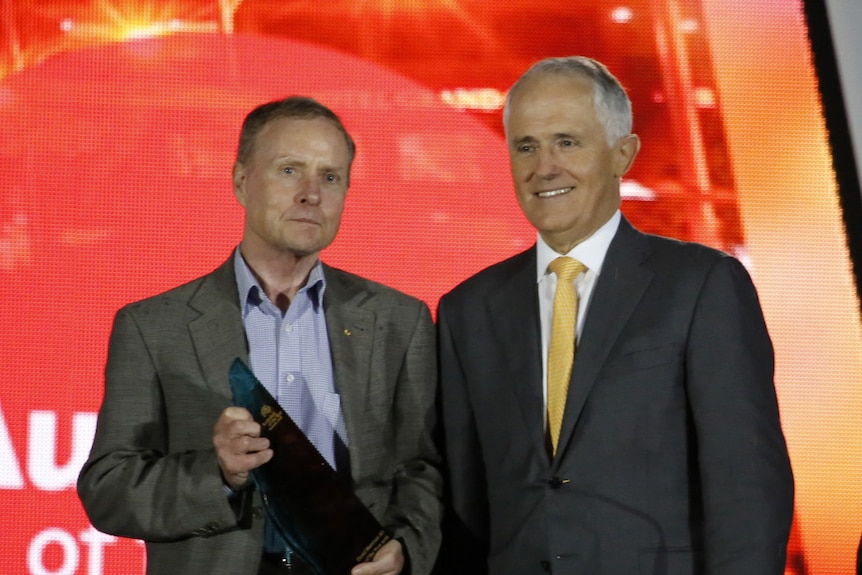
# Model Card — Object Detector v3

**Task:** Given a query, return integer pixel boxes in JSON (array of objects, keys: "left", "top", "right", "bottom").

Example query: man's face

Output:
[
  {"left": 233, "top": 116, "right": 350, "bottom": 259},
  {"left": 506, "top": 73, "right": 640, "bottom": 253}
]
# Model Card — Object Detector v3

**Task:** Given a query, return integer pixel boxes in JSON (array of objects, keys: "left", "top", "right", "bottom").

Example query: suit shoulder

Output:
[
  {"left": 441, "top": 247, "right": 534, "bottom": 303},
  {"left": 641, "top": 231, "right": 737, "bottom": 268},
  {"left": 119, "top": 276, "right": 201, "bottom": 313},
  {"left": 323, "top": 265, "right": 429, "bottom": 311},
  {"left": 629, "top": 229, "right": 754, "bottom": 293},
  {"left": 117, "top": 260, "right": 230, "bottom": 317}
]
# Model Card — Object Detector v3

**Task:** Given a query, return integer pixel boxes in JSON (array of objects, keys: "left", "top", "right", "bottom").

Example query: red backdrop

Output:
[{"left": 1, "top": 1, "right": 860, "bottom": 573}]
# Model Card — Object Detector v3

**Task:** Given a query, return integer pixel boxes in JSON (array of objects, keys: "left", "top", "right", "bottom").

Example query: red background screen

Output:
[{"left": 1, "top": 1, "right": 860, "bottom": 573}]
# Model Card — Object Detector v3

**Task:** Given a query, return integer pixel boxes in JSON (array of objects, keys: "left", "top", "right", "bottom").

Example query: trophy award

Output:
[{"left": 228, "top": 359, "right": 391, "bottom": 575}]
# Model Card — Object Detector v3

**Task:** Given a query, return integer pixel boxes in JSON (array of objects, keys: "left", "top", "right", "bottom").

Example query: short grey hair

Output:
[{"left": 503, "top": 56, "right": 633, "bottom": 145}]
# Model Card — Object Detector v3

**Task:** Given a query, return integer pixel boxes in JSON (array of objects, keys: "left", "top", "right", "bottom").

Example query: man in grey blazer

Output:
[
  {"left": 78, "top": 97, "right": 442, "bottom": 575},
  {"left": 435, "top": 57, "right": 794, "bottom": 574}
]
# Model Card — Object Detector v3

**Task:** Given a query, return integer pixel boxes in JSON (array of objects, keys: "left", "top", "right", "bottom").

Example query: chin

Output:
[{"left": 532, "top": 216, "right": 579, "bottom": 235}]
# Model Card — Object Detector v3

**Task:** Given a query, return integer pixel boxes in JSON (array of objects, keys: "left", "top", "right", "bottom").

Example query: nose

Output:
[
  {"left": 535, "top": 148, "right": 561, "bottom": 180},
  {"left": 296, "top": 176, "right": 321, "bottom": 205}
]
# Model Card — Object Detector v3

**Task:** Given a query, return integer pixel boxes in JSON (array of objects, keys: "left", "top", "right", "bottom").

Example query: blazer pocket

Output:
[
  {"left": 601, "top": 342, "right": 681, "bottom": 378},
  {"left": 639, "top": 546, "right": 696, "bottom": 575}
]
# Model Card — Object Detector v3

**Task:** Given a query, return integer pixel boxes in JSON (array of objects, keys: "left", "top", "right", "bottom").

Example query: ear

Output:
[
  {"left": 613, "top": 134, "right": 641, "bottom": 178},
  {"left": 232, "top": 162, "right": 247, "bottom": 207}
]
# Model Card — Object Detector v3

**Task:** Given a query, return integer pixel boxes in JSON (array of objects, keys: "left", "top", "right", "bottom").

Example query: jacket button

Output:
[{"left": 548, "top": 476, "right": 563, "bottom": 489}]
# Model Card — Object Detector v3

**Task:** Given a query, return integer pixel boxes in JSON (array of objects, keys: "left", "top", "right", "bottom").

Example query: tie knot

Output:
[{"left": 549, "top": 257, "right": 586, "bottom": 281}]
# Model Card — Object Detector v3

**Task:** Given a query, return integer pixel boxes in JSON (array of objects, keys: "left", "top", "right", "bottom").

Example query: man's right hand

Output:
[{"left": 213, "top": 407, "right": 273, "bottom": 490}]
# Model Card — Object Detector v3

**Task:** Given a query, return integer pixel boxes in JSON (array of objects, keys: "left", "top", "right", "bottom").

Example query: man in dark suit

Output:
[
  {"left": 78, "top": 97, "right": 442, "bottom": 575},
  {"left": 436, "top": 56, "right": 794, "bottom": 574}
]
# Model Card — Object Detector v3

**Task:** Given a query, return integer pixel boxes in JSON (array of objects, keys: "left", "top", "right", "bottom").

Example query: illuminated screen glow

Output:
[{"left": 1, "top": 1, "right": 860, "bottom": 573}]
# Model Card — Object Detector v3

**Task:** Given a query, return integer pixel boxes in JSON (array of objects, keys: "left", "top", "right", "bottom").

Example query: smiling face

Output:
[
  {"left": 233, "top": 116, "right": 351, "bottom": 261},
  {"left": 506, "top": 72, "right": 640, "bottom": 253}
]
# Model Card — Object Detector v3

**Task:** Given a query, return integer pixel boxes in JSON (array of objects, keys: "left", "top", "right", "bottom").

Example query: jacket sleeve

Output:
[
  {"left": 686, "top": 256, "right": 794, "bottom": 573},
  {"left": 433, "top": 295, "right": 490, "bottom": 575},
  {"left": 77, "top": 308, "right": 249, "bottom": 541},
  {"left": 377, "top": 301, "right": 444, "bottom": 575}
]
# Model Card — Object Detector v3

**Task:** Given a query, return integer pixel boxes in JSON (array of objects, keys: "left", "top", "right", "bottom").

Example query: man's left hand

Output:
[{"left": 350, "top": 539, "right": 404, "bottom": 575}]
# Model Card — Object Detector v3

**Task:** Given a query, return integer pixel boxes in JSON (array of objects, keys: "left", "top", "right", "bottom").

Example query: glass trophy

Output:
[{"left": 229, "top": 359, "right": 391, "bottom": 575}]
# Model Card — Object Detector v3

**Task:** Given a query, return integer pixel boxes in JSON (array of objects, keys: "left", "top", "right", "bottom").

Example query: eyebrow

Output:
[
  {"left": 272, "top": 156, "right": 305, "bottom": 166},
  {"left": 511, "top": 135, "right": 538, "bottom": 146},
  {"left": 510, "top": 132, "right": 581, "bottom": 146}
]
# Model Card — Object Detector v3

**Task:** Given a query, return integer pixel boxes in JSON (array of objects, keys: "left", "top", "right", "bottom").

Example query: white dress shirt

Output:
[{"left": 536, "top": 210, "right": 621, "bottom": 424}]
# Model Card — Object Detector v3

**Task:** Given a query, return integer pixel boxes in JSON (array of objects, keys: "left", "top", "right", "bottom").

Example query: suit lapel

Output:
[
  {"left": 320, "top": 266, "right": 375, "bottom": 461},
  {"left": 187, "top": 255, "right": 249, "bottom": 399},
  {"left": 486, "top": 248, "right": 547, "bottom": 456},
  {"left": 554, "top": 219, "right": 654, "bottom": 462}
]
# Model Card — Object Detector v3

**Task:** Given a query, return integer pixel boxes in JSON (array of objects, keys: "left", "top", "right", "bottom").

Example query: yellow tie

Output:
[{"left": 547, "top": 256, "right": 587, "bottom": 456}]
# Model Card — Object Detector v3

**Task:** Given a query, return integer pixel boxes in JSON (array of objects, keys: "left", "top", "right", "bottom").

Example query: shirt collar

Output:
[
  {"left": 536, "top": 210, "right": 621, "bottom": 282},
  {"left": 233, "top": 246, "right": 327, "bottom": 316}
]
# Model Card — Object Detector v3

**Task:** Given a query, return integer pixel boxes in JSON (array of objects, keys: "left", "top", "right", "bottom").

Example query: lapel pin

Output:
[{"left": 343, "top": 329, "right": 352, "bottom": 336}]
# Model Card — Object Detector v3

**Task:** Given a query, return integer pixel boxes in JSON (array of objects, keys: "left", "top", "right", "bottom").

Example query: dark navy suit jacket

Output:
[{"left": 436, "top": 217, "right": 793, "bottom": 575}]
